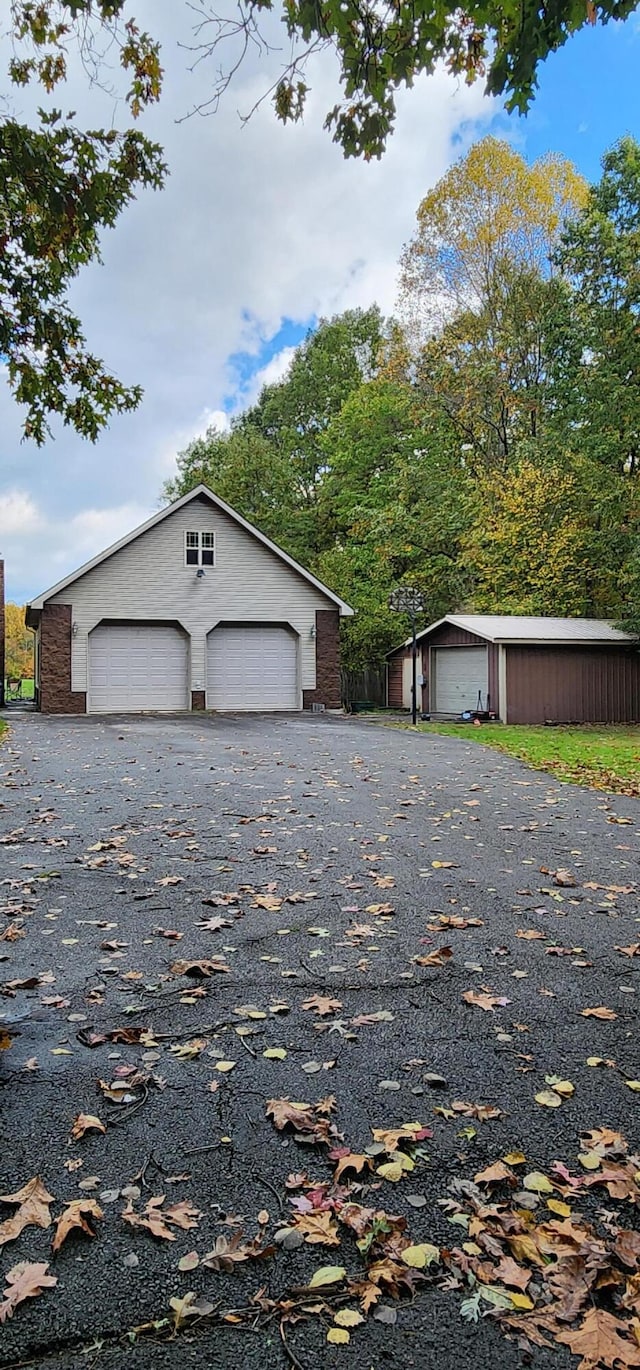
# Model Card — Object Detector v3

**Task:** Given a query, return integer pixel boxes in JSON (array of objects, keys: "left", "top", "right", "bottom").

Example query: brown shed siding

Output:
[
  {"left": 505, "top": 646, "right": 640, "bottom": 724},
  {"left": 387, "top": 655, "right": 404, "bottom": 708}
]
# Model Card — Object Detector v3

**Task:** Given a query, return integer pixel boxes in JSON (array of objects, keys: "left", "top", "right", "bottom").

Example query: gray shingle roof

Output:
[
  {"left": 444, "top": 615, "right": 634, "bottom": 644},
  {"left": 390, "top": 614, "right": 637, "bottom": 653}
]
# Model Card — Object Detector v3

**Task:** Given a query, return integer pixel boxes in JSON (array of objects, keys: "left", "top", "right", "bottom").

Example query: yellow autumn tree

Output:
[
  {"left": 399, "top": 136, "right": 588, "bottom": 338},
  {"left": 464, "top": 458, "right": 629, "bottom": 619},
  {"left": 5, "top": 604, "right": 33, "bottom": 681}
]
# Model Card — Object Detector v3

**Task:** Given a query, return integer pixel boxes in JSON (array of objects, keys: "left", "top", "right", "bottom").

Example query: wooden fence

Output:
[{"left": 340, "top": 666, "right": 387, "bottom": 709}]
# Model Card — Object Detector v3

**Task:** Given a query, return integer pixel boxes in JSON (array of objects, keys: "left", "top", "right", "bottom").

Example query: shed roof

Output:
[
  {"left": 26, "top": 484, "right": 354, "bottom": 622},
  {"left": 389, "top": 614, "right": 636, "bottom": 654}
]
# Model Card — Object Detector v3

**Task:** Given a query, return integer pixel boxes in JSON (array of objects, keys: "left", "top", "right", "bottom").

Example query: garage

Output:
[
  {"left": 207, "top": 625, "right": 298, "bottom": 710},
  {"left": 433, "top": 646, "right": 489, "bottom": 713},
  {"left": 88, "top": 624, "right": 189, "bottom": 713}
]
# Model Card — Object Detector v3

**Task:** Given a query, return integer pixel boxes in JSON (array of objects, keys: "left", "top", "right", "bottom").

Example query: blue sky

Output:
[
  {"left": 229, "top": 15, "right": 640, "bottom": 411},
  {"left": 1, "top": 4, "right": 638, "bottom": 603}
]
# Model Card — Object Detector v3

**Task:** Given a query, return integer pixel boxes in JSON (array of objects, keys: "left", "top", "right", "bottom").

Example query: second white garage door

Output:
[
  {"left": 433, "top": 646, "right": 488, "bottom": 714},
  {"left": 207, "top": 626, "right": 298, "bottom": 710},
  {"left": 89, "top": 624, "right": 188, "bottom": 713}
]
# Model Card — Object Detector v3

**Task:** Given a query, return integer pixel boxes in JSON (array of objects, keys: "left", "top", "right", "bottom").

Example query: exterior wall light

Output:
[
  {"left": 72, "top": 622, "right": 78, "bottom": 636},
  {"left": 310, "top": 624, "right": 316, "bottom": 639},
  {"left": 195, "top": 568, "right": 206, "bottom": 580}
]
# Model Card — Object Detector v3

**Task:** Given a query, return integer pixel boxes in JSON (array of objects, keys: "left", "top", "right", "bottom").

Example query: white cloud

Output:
[
  {"left": 3, "top": 497, "right": 153, "bottom": 603},
  {"left": 0, "top": 491, "right": 43, "bottom": 537},
  {"left": 0, "top": 5, "right": 499, "bottom": 601},
  {"left": 239, "top": 345, "right": 297, "bottom": 406}
]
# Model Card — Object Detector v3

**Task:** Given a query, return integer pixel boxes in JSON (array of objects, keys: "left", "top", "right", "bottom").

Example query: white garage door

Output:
[
  {"left": 207, "top": 626, "right": 298, "bottom": 711},
  {"left": 433, "top": 647, "right": 488, "bottom": 714},
  {"left": 89, "top": 625, "right": 188, "bottom": 713}
]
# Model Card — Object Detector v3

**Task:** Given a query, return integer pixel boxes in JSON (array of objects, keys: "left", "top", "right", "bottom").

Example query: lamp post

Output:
[{"left": 389, "top": 588, "right": 425, "bottom": 725}]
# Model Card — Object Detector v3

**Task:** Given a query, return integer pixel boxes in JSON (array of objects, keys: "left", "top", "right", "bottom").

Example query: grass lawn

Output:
[
  {"left": 4, "top": 677, "right": 34, "bottom": 700},
  {"left": 410, "top": 722, "right": 640, "bottom": 795}
]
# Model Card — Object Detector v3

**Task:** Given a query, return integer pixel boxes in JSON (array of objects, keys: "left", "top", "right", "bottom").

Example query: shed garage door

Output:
[
  {"left": 433, "top": 646, "right": 488, "bottom": 714},
  {"left": 89, "top": 625, "right": 188, "bottom": 713},
  {"left": 207, "top": 626, "right": 298, "bottom": 711}
]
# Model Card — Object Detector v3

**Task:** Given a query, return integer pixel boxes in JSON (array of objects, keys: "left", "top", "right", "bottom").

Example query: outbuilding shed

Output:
[{"left": 387, "top": 615, "right": 640, "bottom": 725}]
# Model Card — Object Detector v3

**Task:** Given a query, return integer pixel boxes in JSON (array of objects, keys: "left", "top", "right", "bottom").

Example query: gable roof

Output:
[
  {"left": 26, "top": 484, "right": 353, "bottom": 618},
  {"left": 388, "top": 613, "right": 636, "bottom": 654}
]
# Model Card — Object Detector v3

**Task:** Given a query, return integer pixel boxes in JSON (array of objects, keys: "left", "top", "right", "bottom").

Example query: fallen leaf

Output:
[
  {"left": 334, "top": 1309, "right": 364, "bottom": 1327},
  {"left": 414, "top": 946, "right": 453, "bottom": 967},
  {"left": 70, "top": 1114, "right": 106, "bottom": 1140},
  {"left": 0, "top": 1178, "right": 54, "bottom": 1246},
  {"left": 122, "top": 1196, "right": 200, "bottom": 1241},
  {"left": 556, "top": 1306, "right": 640, "bottom": 1369},
  {"left": 0, "top": 1262, "right": 57, "bottom": 1323},
  {"left": 263, "top": 1048, "right": 287, "bottom": 1060},
  {"left": 401, "top": 1243, "right": 440, "bottom": 1268},
  {"left": 462, "top": 990, "right": 510, "bottom": 1012},
  {"left": 327, "top": 1327, "right": 350, "bottom": 1344},
  {"left": 170, "top": 959, "right": 230, "bottom": 978},
  {"left": 52, "top": 1199, "right": 103, "bottom": 1252},
  {"left": 308, "top": 1265, "right": 346, "bottom": 1288},
  {"left": 580, "top": 1006, "right": 618, "bottom": 1020},
  {"left": 301, "top": 994, "right": 342, "bottom": 1017},
  {"left": 523, "top": 1171, "right": 554, "bottom": 1194}
]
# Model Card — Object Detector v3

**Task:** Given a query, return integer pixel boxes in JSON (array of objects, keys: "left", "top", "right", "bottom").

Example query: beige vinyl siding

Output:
[{"left": 50, "top": 497, "right": 331, "bottom": 696}]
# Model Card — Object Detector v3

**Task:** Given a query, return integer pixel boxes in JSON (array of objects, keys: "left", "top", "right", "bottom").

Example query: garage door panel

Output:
[
  {"left": 207, "top": 626, "right": 298, "bottom": 711},
  {"left": 89, "top": 625, "right": 188, "bottom": 713},
  {"left": 434, "top": 647, "right": 488, "bottom": 714}
]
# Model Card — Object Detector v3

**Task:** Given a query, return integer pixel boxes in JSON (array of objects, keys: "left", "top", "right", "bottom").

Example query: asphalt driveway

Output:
[{"left": 0, "top": 713, "right": 638, "bottom": 1370}]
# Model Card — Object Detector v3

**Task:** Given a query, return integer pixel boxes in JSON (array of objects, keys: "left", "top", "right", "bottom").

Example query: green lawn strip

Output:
[{"left": 405, "top": 722, "right": 640, "bottom": 796}]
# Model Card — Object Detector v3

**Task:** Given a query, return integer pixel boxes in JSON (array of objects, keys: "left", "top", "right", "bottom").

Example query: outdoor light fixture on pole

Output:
[{"left": 389, "top": 587, "right": 425, "bottom": 726}]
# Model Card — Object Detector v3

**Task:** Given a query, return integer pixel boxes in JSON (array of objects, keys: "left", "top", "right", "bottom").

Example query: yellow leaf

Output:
[
  {"left": 334, "top": 1309, "right": 364, "bottom": 1328},
  {"left": 327, "top": 1328, "right": 350, "bottom": 1344},
  {"left": 503, "top": 1151, "right": 526, "bottom": 1166},
  {"left": 535, "top": 1089, "right": 563, "bottom": 1108},
  {"left": 376, "top": 1161, "right": 403, "bottom": 1182},
  {"left": 586, "top": 1057, "right": 604, "bottom": 1066},
  {"left": 625, "top": 1080, "right": 640, "bottom": 1092},
  {"left": 548, "top": 1079, "right": 574, "bottom": 1098},
  {"left": 578, "top": 1152, "right": 601, "bottom": 1170},
  {"left": 214, "top": 1061, "right": 236, "bottom": 1072},
  {"left": 401, "top": 1243, "right": 440, "bottom": 1268},
  {"left": 263, "top": 1048, "right": 287, "bottom": 1060},
  {"left": 509, "top": 1292, "right": 534, "bottom": 1311},
  {"left": 523, "top": 1171, "right": 553, "bottom": 1193},
  {"left": 308, "top": 1265, "right": 346, "bottom": 1288},
  {"left": 51, "top": 1048, "right": 72, "bottom": 1055},
  {"left": 547, "top": 1199, "right": 571, "bottom": 1217}
]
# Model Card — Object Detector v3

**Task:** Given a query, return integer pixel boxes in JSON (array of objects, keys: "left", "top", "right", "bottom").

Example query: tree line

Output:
[{"left": 165, "top": 136, "right": 640, "bottom": 671}]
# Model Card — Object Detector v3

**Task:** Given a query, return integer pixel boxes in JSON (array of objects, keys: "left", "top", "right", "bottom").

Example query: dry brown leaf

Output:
[
  {"left": 121, "top": 1196, "right": 200, "bottom": 1241},
  {"left": 555, "top": 1306, "right": 640, "bottom": 1368},
  {"left": 170, "top": 958, "right": 230, "bottom": 977},
  {"left": 414, "top": 945, "right": 453, "bottom": 967},
  {"left": 52, "top": 1199, "right": 103, "bottom": 1252},
  {"left": 474, "top": 1161, "right": 517, "bottom": 1187},
  {"left": 493, "top": 1255, "right": 532, "bottom": 1291},
  {"left": 0, "top": 1178, "right": 54, "bottom": 1246},
  {"left": 552, "top": 869, "right": 576, "bottom": 887},
  {"left": 333, "top": 1153, "right": 373, "bottom": 1182},
  {"left": 0, "top": 1261, "right": 57, "bottom": 1323},
  {"left": 462, "top": 990, "right": 510, "bottom": 1012},
  {"left": 580, "top": 1006, "right": 618, "bottom": 1020},
  {"left": 201, "top": 1232, "right": 273, "bottom": 1271},
  {"left": 70, "top": 1113, "right": 106, "bottom": 1140},
  {"left": 293, "top": 1211, "right": 340, "bottom": 1246},
  {"left": 301, "top": 994, "right": 343, "bottom": 1017}
]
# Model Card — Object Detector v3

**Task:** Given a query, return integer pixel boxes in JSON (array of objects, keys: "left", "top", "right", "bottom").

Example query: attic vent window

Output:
[{"left": 185, "top": 531, "right": 215, "bottom": 567}]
